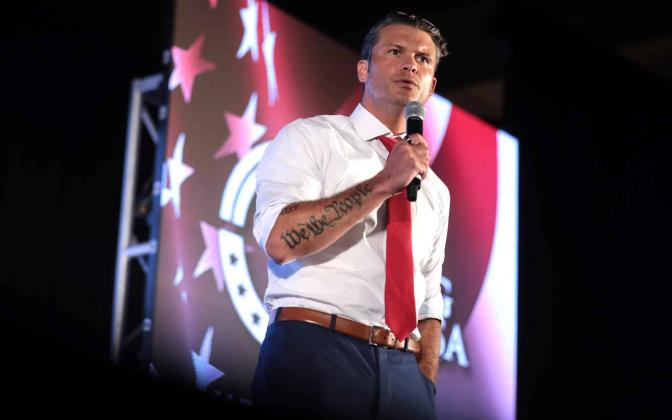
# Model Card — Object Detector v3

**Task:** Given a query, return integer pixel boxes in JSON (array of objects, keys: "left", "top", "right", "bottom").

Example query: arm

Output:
[
  {"left": 265, "top": 133, "right": 431, "bottom": 265},
  {"left": 417, "top": 318, "right": 442, "bottom": 384},
  {"left": 415, "top": 179, "right": 451, "bottom": 385},
  {"left": 265, "top": 173, "right": 393, "bottom": 264}
]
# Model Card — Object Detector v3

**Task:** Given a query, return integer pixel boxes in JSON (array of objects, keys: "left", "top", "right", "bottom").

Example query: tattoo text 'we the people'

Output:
[{"left": 279, "top": 183, "right": 373, "bottom": 249}]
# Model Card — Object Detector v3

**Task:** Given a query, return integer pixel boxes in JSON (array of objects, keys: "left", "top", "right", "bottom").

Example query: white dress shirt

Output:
[{"left": 253, "top": 103, "right": 450, "bottom": 340}]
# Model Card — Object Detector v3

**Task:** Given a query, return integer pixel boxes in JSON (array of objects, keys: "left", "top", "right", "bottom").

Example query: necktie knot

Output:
[{"left": 378, "top": 135, "right": 397, "bottom": 152}]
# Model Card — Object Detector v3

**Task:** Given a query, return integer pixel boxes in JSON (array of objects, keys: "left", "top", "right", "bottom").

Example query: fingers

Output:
[
  {"left": 406, "top": 133, "right": 427, "bottom": 148},
  {"left": 406, "top": 134, "right": 429, "bottom": 179},
  {"left": 407, "top": 134, "right": 430, "bottom": 159},
  {"left": 384, "top": 135, "right": 430, "bottom": 192}
]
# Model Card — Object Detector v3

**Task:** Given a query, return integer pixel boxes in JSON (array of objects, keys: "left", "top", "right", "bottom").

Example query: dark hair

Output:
[{"left": 361, "top": 11, "right": 449, "bottom": 71}]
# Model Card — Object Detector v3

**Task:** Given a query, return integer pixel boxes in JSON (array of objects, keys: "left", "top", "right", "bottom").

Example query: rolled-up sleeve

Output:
[
  {"left": 253, "top": 121, "right": 325, "bottom": 258},
  {"left": 418, "top": 187, "right": 450, "bottom": 321}
]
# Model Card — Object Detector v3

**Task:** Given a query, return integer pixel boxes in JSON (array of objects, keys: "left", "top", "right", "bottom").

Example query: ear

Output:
[
  {"left": 357, "top": 60, "right": 369, "bottom": 83},
  {"left": 429, "top": 77, "right": 437, "bottom": 97}
]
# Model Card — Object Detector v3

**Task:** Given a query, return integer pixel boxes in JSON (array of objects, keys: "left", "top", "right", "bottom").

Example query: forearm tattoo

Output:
[
  {"left": 279, "top": 204, "right": 299, "bottom": 215},
  {"left": 279, "top": 183, "right": 373, "bottom": 249}
]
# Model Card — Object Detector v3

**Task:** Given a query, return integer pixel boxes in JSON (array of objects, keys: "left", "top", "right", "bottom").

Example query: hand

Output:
[{"left": 377, "top": 133, "right": 430, "bottom": 195}]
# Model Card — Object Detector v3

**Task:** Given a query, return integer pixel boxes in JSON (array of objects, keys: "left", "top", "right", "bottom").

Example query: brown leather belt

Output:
[{"left": 270, "top": 307, "right": 421, "bottom": 354}]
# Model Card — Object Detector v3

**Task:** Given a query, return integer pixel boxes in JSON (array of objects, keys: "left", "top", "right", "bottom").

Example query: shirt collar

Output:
[{"left": 349, "top": 103, "right": 405, "bottom": 141}]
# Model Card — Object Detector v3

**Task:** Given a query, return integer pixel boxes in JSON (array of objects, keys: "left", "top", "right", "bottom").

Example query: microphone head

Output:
[{"left": 404, "top": 101, "right": 425, "bottom": 120}]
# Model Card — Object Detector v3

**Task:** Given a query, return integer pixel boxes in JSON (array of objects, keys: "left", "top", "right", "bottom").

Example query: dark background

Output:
[{"left": 2, "top": 1, "right": 670, "bottom": 417}]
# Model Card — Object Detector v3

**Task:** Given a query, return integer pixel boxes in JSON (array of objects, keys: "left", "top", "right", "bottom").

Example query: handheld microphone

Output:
[{"left": 403, "top": 101, "right": 425, "bottom": 202}]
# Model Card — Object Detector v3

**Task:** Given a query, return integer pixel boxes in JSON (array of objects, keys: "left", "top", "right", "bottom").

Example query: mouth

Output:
[{"left": 395, "top": 79, "right": 418, "bottom": 89}]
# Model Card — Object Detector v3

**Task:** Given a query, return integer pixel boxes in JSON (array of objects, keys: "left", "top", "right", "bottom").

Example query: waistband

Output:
[{"left": 269, "top": 307, "right": 421, "bottom": 354}]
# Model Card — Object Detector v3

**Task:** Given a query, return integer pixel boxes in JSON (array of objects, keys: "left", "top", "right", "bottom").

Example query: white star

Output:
[
  {"left": 173, "top": 262, "right": 184, "bottom": 287},
  {"left": 261, "top": 1, "right": 278, "bottom": 105},
  {"left": 191, "top": 326, "right": 225, "bottom": 391},
  {"left": 162, "top": 132, "right": 195, "bottom": 218},
  {"left": 199, "top": 326, "right": 214, "bottom": 361},
  {"left": 168, "top": 35, "right": 216, "bottom": 104},
  {"left": 214, "top": 92, "right": 267, "bottom": 160},
  {"left": 236, "top": 0, "right": 259, "bottom": 62},
  {"left": 193, "top": 222, "right": 225, "bottom": 292}
]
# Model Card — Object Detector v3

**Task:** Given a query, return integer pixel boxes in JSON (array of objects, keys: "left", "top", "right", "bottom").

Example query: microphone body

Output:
[{"left": 403, "top": 102, "right": 425, "bottom": 202}]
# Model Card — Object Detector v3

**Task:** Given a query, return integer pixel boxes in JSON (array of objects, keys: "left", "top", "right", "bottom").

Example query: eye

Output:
[
  {"left": 389, "top": 48, "right": 400, "bottom": 55},
  {"left": 419, "top": 55, "right": 431, "bottom": 64}
]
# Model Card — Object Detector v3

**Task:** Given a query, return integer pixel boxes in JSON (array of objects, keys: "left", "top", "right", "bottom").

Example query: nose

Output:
[{"left": 401, "top": 55, "right": 418, "bottom": 73}]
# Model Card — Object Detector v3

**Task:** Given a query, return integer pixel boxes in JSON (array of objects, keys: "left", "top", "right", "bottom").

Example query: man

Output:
[{"left": 251, "top": 11, "right": 450, "bottom": 420}]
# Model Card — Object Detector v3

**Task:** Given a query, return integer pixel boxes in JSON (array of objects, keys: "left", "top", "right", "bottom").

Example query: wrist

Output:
[{"left": 370, "top": 171, "right": 395, "bottom": 198}]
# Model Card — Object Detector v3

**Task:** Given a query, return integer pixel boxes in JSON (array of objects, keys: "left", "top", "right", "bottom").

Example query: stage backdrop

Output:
[{"left": 151, "top": 1, "right": 518, "bottom": 419}]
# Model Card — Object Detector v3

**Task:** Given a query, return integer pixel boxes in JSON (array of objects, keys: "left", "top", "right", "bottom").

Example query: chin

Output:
[
  {"left": 392, "top": 94, "right": 418, "bottom": 105},
  {"left": 404, "top": 97, "right": 423, "bottom": 106}
]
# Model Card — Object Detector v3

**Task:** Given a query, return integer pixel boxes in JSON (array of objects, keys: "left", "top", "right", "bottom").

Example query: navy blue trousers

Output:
[{"left": 251, "top": 320, "right": 436, "bottom": 420}]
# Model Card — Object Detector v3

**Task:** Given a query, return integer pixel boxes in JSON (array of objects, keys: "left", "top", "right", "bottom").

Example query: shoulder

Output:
[
  {"left": 279, "top": 114, "right": 351, "bottom": 137},
  {"left": 270, "top": 114, "right": 352, "bottom": 156},
  {"left": 261, "top": 114, "right": 349, "bottom": 169}
]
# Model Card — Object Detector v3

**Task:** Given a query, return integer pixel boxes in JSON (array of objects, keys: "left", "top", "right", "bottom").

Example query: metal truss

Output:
[{"left": 112, "top": 72, "right": 168, "bottom": 370}]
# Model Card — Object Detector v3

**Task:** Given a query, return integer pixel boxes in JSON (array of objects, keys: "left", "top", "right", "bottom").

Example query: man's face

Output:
[{"left": 358, "top": 24, "right": 438, "bottom": 108}]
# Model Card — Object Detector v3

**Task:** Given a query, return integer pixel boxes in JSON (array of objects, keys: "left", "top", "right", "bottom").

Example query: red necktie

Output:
[{"left": 378, "top": 136, "right": 416, "bottom": 341}]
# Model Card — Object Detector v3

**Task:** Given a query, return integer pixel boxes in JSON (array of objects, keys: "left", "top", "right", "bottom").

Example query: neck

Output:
[{"left": 361, "top": 96, "right": 406, "bottom": 135}]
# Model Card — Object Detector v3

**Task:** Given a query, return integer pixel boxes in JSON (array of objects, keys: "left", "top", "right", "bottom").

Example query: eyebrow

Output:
[{"left": 383, "top": 43, "right": 433, "bottom": 60}]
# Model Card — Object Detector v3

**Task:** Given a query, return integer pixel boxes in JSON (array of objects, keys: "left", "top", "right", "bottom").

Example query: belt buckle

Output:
[{"left": 368, "top": 326, "right": 379, "bottom": 346}]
